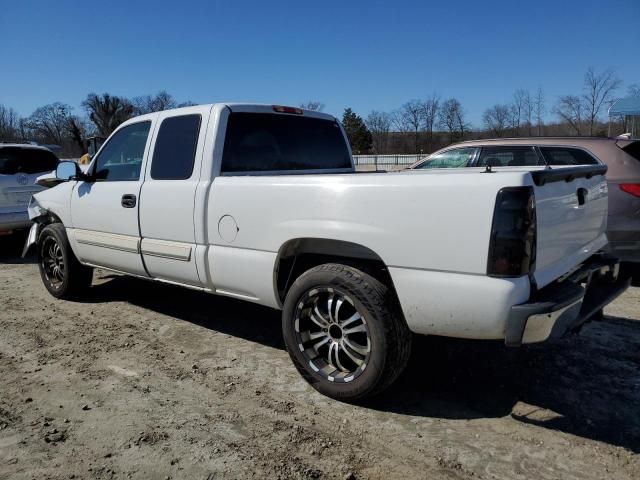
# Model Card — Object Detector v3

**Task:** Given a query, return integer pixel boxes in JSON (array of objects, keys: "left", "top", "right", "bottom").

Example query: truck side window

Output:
[
  {"left": 93, "top": 121, "right": 151, "bottom": 181},
  {"left": 151, "top": 114, "right": 202, "bottom": 180},
  {"left": 477, "top": 146, "right": 541, "bottom": 167},
  {"left": 539, "top": 147, "right": 599, "bottom": 165}
]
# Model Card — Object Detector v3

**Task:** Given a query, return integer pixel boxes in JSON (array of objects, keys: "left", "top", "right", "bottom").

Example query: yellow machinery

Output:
[{"left": 78, "top": 136, "right": 105, "bottom": 165}]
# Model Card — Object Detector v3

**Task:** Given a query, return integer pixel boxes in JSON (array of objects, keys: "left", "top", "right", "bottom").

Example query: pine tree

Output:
[{"left": 341, "top": 108, "right": 372, "bottom": 154}]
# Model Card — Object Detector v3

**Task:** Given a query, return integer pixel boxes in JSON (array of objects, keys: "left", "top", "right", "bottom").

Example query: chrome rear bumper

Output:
[{"left": 505, "top": 253, "right": 631, "bottom": 346}]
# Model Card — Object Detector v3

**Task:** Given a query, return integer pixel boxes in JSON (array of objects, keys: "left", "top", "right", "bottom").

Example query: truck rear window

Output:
[
  {"left": 0, "top": 147, "right": 59, "bottom": 175},
  {"left": 221, "top": 113, "right": 351, "bottom": 173}
]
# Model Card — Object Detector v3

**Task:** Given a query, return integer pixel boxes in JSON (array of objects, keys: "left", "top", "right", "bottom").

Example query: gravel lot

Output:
[{"left": 0, "top": 233, "right": 638, "bottom": 480}]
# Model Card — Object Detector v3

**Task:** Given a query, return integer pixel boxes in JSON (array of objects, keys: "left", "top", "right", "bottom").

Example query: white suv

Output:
[{"left": 0, "top": 144, "right": 59, "bottom": 234}]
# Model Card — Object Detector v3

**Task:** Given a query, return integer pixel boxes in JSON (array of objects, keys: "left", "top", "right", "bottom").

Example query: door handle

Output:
[
  {"left": 121, "top": 194, "right": 137, "bottom": 208},
  {"left": 577, "top": 188, "right": 588, "bottom": 206}
]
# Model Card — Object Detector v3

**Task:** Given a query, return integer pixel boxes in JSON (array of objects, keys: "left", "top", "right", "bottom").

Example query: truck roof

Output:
[{"left": 122, "top": 103, "right": 337, "bottom": 125}]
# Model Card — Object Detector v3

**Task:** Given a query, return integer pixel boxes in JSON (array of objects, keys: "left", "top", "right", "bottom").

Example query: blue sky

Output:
[{"left": 1, "top": 0, "right": 639, "bottom": 127}]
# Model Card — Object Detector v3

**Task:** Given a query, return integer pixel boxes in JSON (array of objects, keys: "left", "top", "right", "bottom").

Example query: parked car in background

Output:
[
  {"left": 411, "top": 137, "right": 640, "bottom": 274},
  {"left": 0, "top": 144, "right": 59, "bottom": 234}
]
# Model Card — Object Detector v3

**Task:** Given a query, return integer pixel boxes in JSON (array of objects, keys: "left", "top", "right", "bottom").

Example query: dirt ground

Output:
[{"left": 0, "top": 233, "right": 638, "bottom": 480}]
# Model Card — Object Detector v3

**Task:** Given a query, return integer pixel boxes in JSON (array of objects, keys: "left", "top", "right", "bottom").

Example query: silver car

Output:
[
  {"left": 0, "top": 144, "right": 59, "bottom": 234},
  {"left": 411, "top": 137, "right": 640, "bottom": 270}
]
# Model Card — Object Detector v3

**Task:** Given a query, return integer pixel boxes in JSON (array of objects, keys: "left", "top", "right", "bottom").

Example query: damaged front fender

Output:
[
  {"left": 21, "top": 222, "right": 40, "bottom": 258},
  {"left": 22, "top": 197, "right": 59, "bottom": 258},
  {"left": 27, "top": 195, "right": 46, "bottom": 221}
]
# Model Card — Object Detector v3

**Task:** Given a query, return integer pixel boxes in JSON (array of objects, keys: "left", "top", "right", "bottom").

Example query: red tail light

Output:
[
  {"left": 273, "top": 105, "right": 303, "bottom": 115},
  {"left": 487, "top": 187, "right": 537, "bottom": 277},
  {"left": 620, "top": 184, "right": 640, "bottom": 198}
]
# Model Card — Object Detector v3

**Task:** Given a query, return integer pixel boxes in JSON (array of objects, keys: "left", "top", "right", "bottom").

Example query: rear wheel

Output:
[
  {"left": 38, "top": 223, "right": 93, "bottom": 299},
  {"left": 282, "top": 263, "right": 411, "bottom": 402}
]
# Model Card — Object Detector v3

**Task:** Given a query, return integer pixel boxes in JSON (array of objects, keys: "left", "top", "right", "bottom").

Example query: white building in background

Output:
[{"left": 609, "top": 96, "right": 640, "bottom": 138}]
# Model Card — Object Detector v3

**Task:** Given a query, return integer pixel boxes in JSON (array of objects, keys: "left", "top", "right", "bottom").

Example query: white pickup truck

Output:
[{"left": 24, "top": 104, "right": 630, "bottom": 401}]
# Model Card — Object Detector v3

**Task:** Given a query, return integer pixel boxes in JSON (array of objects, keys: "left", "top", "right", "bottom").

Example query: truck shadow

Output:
[
  {"left": 87, "top": 272, "right": 287, "bottom": 351},
  {"left": 373, "top": 318, "right": 640, "bottom": 453},
  {"left": 84, "top": 272, "right": 640, "bottom": 453},
  {"left": 0, "top": 231, "right": 35, "bottom": 264}
]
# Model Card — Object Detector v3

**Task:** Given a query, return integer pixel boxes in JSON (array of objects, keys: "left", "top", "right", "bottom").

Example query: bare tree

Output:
[
  {"left": 299, "top": 101, "right": 325, "bottom": 112},
  {"left": 132, "top": 95, "right": 153, "bottom": 115},
  {"left": 365, "top": 110, "right": 392, "bottom": 154},
  {"left": 511, "top": 89, "right": 528, "bottom": 136},
  {"left": 17, "top": 118, "right": 30, "bottom": 142},
  {"left": 394, "top": 100, "right": 425, "bottom": 153},
  {"left": 26, "top": 103, "right": 74, "bottom": 145},
  {"left": 24, "top": 103, "right": 89, "bottom": 153},
  {"left": 422, "top": 93, "right": 440, "bottom": 152},
  {"left": 534, "top": 87, "right": 545, "bottom": 136},
  {"left": 0, "top": 104, "right": 21, "bottom": 141},
  {"left": 439, "top": 98, "right": 467, "bottom": 144},
  {"left": 553, "top": 95, "right": 584, "bottom": 135},
  {"left": 522, "top": 90, "right": 533, "bottom": 136},
  {"left": 132, "top": 91, "right": 178, "bottom": 114},
  {"left": 83, "top": 93, "right": 135, "bottom": 137},
  {"left": 65, "top": 116, "right": 89, "bottom": 153},
  {"left": 583, "top": 67, "right": 621, "bottom": 135},
  {"left": 508, "top": 104, "right": 520, "bottom": 134},
  {"left": 628, "top": 84, "right": 640, "bottom": 98},
  {"left": 455, "top": 105, "right": 470, "bottom": 140},
  {"left": 440, "top": 103, "right": 455, "bottom": 142},
  {"left": 483, "top": 104, "right": 512, "bottom": 137}
]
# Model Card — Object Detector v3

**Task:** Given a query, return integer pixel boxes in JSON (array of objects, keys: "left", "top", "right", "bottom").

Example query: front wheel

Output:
[
  {"left": 282, "top": 263, "right": 412, "bottom": 402},
  {"left": 38, "top": 223, "right": 93, "bottom": 299}
]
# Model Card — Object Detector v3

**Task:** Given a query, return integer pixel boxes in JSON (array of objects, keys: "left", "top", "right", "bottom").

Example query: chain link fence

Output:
[{"left": 353, "top": 154, "right": 424, "bottom": 171}]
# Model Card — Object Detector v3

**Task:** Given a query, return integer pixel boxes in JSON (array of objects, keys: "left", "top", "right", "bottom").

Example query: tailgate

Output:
[{"left": 531, "top": 166, "right": 609, "bottom": 288}]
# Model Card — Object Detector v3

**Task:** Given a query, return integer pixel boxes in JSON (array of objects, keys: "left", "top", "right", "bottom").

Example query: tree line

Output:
[
  {"left": 339, "top": 68, "right": 637, "bottom": 155},
  {"left": 1, "top": 67, "right": 637, "bottom": 157},
  {"left": 0, "top": 91, "right": 193, "bottom": 156}
]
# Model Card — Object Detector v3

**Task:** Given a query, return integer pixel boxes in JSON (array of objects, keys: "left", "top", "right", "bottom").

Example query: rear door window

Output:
[
  {"left": 0, "top": 147, "right": 59, "bottom": 175},
  {"left": 477, "top": 146, "right": 541, "bottom": 167},
  {"left": 413, "top": 148, "right": 476, "bottom": 169},
  {"left": 151, "top": 114, "right": 201, "bottom": 180},
  {"left": 221, "top": 113, "right": 351, "bottom": 173},
  {"left": 539, "top": 147, "right": 599, "bottom": 165}
]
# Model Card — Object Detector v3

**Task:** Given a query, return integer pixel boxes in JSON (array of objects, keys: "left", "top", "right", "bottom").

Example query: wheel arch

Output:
[
  {"left": 33, "top": 209, "right": 63, "bottom": 226},
  {"left": 274, "top": 237, "right": 398, "bottom": 304},
  {"left": 21, "top": 209, "right": 65, "bottom": 258}
]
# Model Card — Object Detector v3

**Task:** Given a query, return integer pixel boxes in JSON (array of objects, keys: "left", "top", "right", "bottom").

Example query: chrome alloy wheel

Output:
[
  {"left": 41, "top": 236, "right": 65, "bottom": 289},
  {"left": 294, "top": 287, "right": 371, "bottom": 383}
]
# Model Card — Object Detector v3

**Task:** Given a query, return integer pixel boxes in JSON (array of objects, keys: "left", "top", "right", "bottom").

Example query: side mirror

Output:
[{"left": 56, "top": 161, "right": 81, "bottom": 181}]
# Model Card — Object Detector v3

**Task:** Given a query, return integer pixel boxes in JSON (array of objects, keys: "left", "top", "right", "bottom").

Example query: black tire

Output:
[
  {"left": 37, "top": 223, "right": 93, "bottom": 299},
  {"left": 620, "top": 262, "right": 640, "bottom": 287},
  {"left": 282, "top": 263, "right": 412, "bottom": 402}
]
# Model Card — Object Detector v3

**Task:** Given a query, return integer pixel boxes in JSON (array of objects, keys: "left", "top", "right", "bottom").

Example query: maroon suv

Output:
[{"left": 411, "top": 136, "right": 640, "bottom": 272}]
